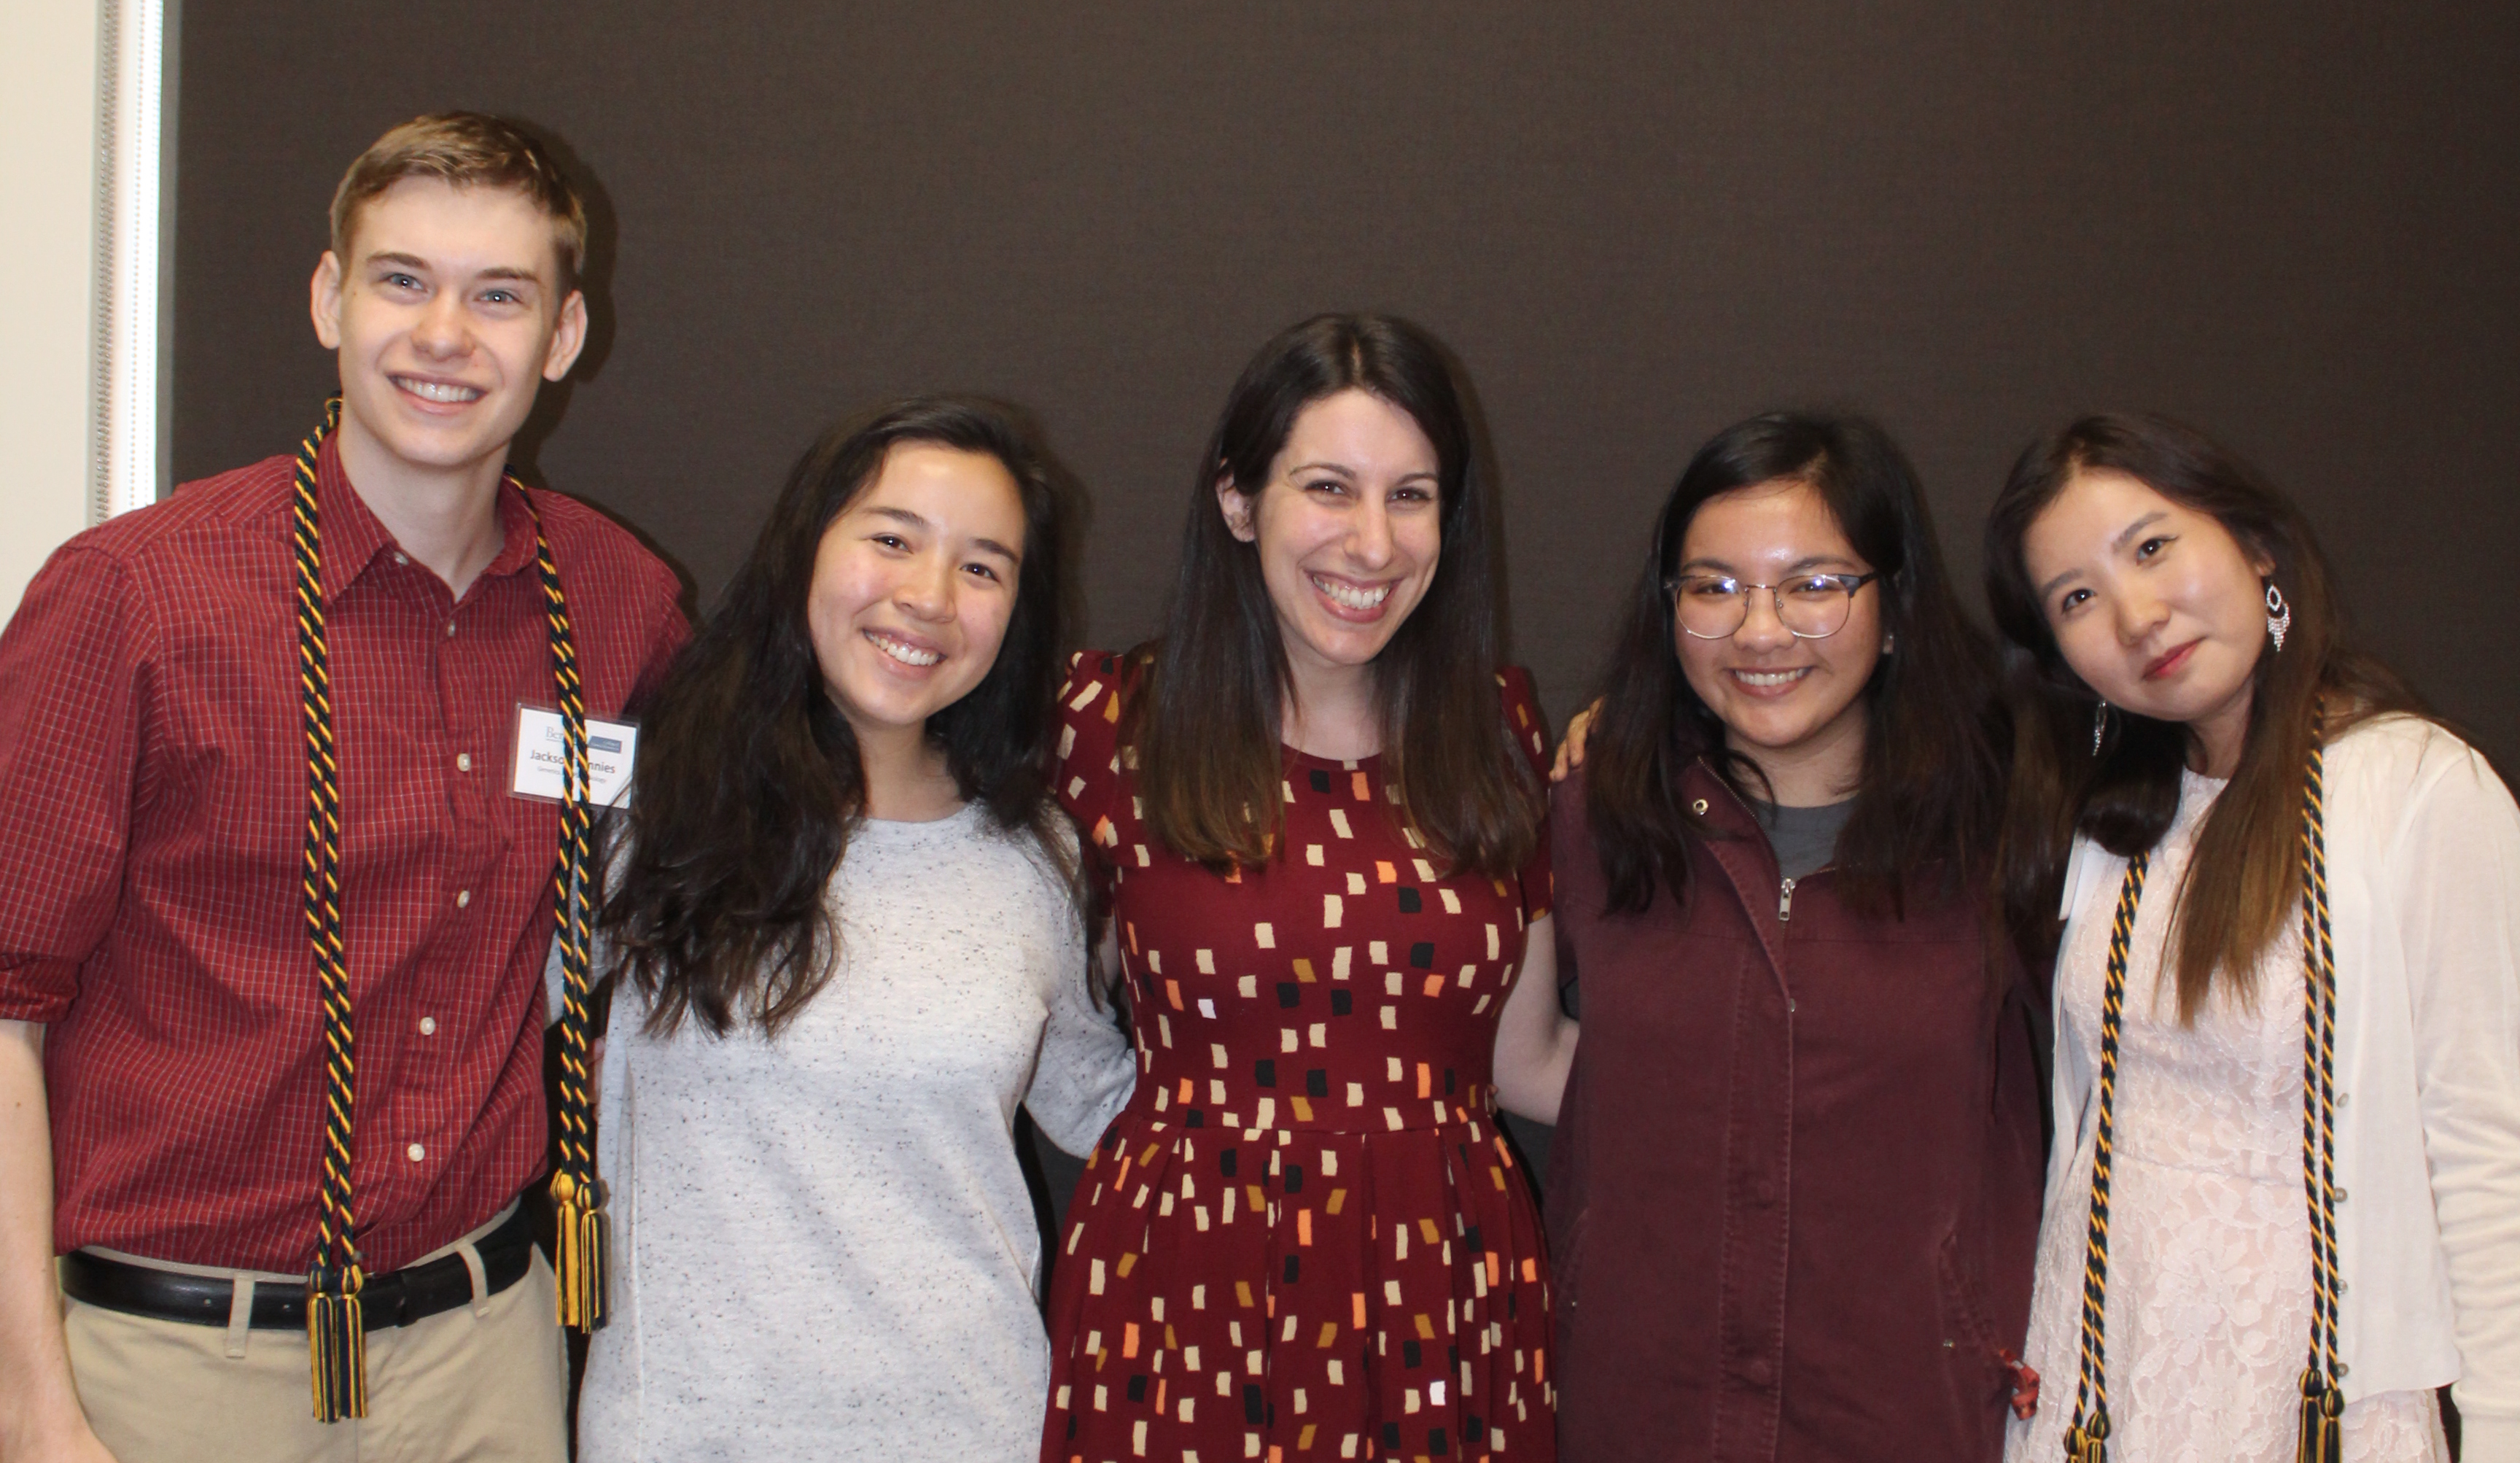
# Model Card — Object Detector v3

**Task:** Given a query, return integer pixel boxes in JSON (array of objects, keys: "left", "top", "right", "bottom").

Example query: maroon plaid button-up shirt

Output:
[{"left": 0, "top": 438, "right": 686, "bottom": 1273}]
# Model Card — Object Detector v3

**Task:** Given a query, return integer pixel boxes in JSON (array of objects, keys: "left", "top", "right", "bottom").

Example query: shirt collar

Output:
[{"left": 315, "top": 433, "right": 542, "bottom": 600}]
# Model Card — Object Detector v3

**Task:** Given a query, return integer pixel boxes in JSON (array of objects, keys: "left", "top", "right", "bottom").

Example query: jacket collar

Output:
[{"left": 1681, "top": 758, "right": 1798, "bottom": 986}]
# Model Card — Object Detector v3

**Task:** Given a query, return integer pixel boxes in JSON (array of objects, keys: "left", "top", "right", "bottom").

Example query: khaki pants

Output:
[{"left": 61, "top": 1208, "right": 567, "bottom": 1463}]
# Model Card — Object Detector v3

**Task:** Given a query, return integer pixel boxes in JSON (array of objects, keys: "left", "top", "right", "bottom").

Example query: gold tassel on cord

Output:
[
  {"left": 2296, "top": 1373, "right": 2343, "bottom": 1463},
  {"left": 552, "top": 1171, "right": 608, "bottom": 1331},
  {"left": 2064, "top": 1415, "right": 2107, "bottom": 1463},
  {"left": 306, "top": 1265, "right": 368, "bottom": 1421}
]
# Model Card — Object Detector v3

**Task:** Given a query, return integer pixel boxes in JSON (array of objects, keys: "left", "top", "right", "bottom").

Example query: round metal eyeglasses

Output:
[{"left": 1665, "top": 571, "right": 1881, "bottom": 640}]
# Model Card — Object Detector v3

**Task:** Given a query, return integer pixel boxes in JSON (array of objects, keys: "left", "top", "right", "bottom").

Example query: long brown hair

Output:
[
  {"left": 1130, "top": 313, "right": 1540, "bottom": 874},
  {"left": 603, "top": 398, "right": 1080, "bottom": 1039},
  {"left": 1584, "top": 411, "right": 2005, "bottom": 917},
  {"left": 1985, "top": 414, "right": 2424, "bottom": 1020}
]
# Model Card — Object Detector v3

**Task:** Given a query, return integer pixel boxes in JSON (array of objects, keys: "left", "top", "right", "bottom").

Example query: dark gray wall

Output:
[{"left": 173, "top": 3, "right": 2519, "bottom": 775}]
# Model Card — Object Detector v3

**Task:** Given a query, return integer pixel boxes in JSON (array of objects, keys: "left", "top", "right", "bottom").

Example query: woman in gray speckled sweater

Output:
[{"left": 575, "top": 397, "right": 1134, "bottom": 1462}]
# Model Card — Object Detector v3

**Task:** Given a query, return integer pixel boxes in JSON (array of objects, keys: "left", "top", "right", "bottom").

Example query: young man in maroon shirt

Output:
[{"left": 0, "top": 113, "right": 686, "bottom": 1462}]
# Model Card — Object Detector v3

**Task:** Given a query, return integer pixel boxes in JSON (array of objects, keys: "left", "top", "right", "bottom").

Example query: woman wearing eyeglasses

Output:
[{"left": 1544, "top": 412, "right": 2045, "bottom": 1461}]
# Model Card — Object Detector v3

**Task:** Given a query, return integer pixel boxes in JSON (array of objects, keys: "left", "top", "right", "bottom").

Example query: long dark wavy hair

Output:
[
  {"left": 1583, "top": 411, "right": 2004, "bottom": 918},
  {"left": 1986, "top": 414, "right": 2425, "bottom": 1021},
  {"left": 603, "top": 397, "right": 1078, "bottom": 1039},
  {"left": 1129, "top": 312, "right": 1541, "bottom": 874}
]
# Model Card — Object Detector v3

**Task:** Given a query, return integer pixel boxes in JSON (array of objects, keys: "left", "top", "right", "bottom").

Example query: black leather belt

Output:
[{"left": 61, "top": 1204, "right": 537, "bottom": 1332}]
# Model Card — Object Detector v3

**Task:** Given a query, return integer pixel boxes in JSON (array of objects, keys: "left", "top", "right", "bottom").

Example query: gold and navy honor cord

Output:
[
  {"left": 2062, "top": 737, "right": 2346, "bottom": 1463},
  {"left": 2294, "top": 743, "right": 2346, "bottom": 1462},
  {"left": 290, "top": 398, "right": 607, "bottom": 1424},
  {"left": 2062, "top": 846, "right": 2146, "bottom": 1462}
]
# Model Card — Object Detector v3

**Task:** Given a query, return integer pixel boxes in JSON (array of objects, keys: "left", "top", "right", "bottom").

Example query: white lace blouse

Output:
[{"left": 2013, "top": 717, "right": 2520, "bottom": 1462}]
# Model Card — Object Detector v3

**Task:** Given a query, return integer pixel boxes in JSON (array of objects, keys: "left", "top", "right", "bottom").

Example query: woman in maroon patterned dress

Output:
[{"left": 1041, "top": 315, "right": 1574, "bottom": 1463}]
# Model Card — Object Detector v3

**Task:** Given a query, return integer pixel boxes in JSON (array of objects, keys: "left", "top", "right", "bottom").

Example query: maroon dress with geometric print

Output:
[{"left": 1041, "top": 651, "right": 1560, "bottom": 1463}]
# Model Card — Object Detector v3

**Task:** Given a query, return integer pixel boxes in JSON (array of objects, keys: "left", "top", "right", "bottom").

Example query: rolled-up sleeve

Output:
[{"left": 0, "top": 546, "right": 152, "bottom": 1022}]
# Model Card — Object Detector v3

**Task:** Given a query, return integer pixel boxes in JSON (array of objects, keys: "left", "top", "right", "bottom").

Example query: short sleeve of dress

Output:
[
  {"left": 1497, "top": 666, "right": 1555, "bottom": 924},
  {"left": 1056, "top": 650, "right": 1134, "bottom": 890}
]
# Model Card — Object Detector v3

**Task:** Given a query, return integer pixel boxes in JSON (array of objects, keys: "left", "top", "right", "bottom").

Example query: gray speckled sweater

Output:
[{"left": 576, "top": 805, "right": 1135, "bottom": 1462}]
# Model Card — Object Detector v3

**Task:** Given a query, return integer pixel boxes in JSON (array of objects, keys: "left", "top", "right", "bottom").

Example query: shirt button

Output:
[
  {"left": 456, "top": 889, "right": 472, "bottom": 909},
  {"left": 446, "top": 621, "right": 457, "bottom": 638},
  {"left": 392, "top": 551, "right": 409, "bottom": 566},
  {"left": 406, "top": 1143, "right": 426, "bottom": 1163},
  {"left": 419, "top": 1016, "right": 438, "bottom": 1036},
  {"left": 1744, "top": 1358, "right": 1775, "bottom": 1387},
  {"left": 456, "top": 753, "right": 472, "bottom": 773}
]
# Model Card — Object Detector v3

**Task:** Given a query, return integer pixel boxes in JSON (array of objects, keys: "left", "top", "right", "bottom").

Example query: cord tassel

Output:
[
  {"left": 2295, "top": 1372, "right": 2342, "bottom": 1463},
  {"left": 306, "top": 1265, "right": 368, "bottom": 1421},
  {"left": 2064, "top": 1414, "right": 2107, "bottom": 1463},
  {"left": 553, "top": 1171, "right": 608, "bottom": 1331}
]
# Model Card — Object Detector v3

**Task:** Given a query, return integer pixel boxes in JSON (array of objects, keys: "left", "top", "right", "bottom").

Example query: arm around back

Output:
[
  {"left": 1024, "top": 915, "right": 1136, "bottom": 1157},
  {"left": 1490, "top": 914, "right": 1577, "bottom": 1124}
]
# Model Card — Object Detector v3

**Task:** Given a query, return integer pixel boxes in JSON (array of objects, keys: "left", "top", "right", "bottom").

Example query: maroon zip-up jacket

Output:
[{"left": 1545, "top": 761, "right": 2043, "bottom": 1462}]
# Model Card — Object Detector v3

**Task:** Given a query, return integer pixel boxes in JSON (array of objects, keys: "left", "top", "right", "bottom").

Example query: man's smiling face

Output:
[{"left": 311, "top": 176, "right": 586, "bottom": 485}]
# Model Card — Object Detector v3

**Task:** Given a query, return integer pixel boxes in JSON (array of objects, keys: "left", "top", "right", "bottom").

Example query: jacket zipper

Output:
[{"left": 1699, "top": 761, "right": 1833, "bottom": 925}]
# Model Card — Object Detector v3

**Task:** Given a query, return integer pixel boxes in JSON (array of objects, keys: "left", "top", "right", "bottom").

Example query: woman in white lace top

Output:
[{"left": 1981, "top": 414, "right": 2519, "bottom": 1463}]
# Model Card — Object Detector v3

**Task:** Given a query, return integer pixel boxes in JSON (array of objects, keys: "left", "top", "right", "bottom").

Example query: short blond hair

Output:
[{"left": 330, "top": 112, "right": 588, "bottom": 293}]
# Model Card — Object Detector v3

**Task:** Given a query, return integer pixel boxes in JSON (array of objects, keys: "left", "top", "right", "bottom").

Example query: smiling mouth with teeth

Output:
[
  {"left": 1310, "top": 574, "right": 1392, "bottom": 612},
  {"left": 867, "top": 631, "right": 942, "bottom": 667},
  {"left": 395, "top": 376, "right": 485, "bottom": 404},
  {"left": 1731, "top": 668, "right": 1813, "bottom": 687}
]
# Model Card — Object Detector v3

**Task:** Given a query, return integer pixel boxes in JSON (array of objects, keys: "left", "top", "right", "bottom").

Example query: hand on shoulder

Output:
[{"left": 1550, "top": 699, "right": 1601, "bottom": 783}]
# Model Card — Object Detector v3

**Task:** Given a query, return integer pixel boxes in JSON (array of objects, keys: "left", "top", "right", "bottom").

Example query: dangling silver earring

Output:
[
  {"left": 2092, "top": 699, "right": 2111, "bottom": 756},
  {"left": 2265, "top": 581, "right": 2292, "bottom": 653}
]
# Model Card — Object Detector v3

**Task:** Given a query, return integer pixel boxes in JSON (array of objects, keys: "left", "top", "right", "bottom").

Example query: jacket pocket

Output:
[{"left": 1936, "top": 1227, "right": 2017, "bottom": 1456}]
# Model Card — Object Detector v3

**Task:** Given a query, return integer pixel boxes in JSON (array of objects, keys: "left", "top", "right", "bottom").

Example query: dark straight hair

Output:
[
  {"left": 1129, "top": 312, "right": 1541, "bottom": 875},
  {"left": 603, "top": 396, "right": 1078, "bottom": 1039},
  {"left": 1583, "top": 411, "right": 2004, "bottom": 917},
  {"left": 1985, "top": 413, "right": 2424, "bottom": 1021}
]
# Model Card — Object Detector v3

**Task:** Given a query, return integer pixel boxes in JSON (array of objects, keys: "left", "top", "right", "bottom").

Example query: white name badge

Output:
[{"left": 510, "top": 704, "right": 639, "bottom": 808}]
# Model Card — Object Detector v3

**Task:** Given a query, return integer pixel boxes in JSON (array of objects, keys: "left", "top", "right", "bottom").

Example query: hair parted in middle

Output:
[
  {"left": 1582, "top": 410, "right": 2006, "bottom": 919},
  {"left": 1127, "top": 311, "right": 1541, "bottom": 876},
  {"left": 1984, "top": 412, "right": 2425, "bottom": 1021},
  {"left": 602, "top": 395, "right": 1078, "bottom": 1039}
]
